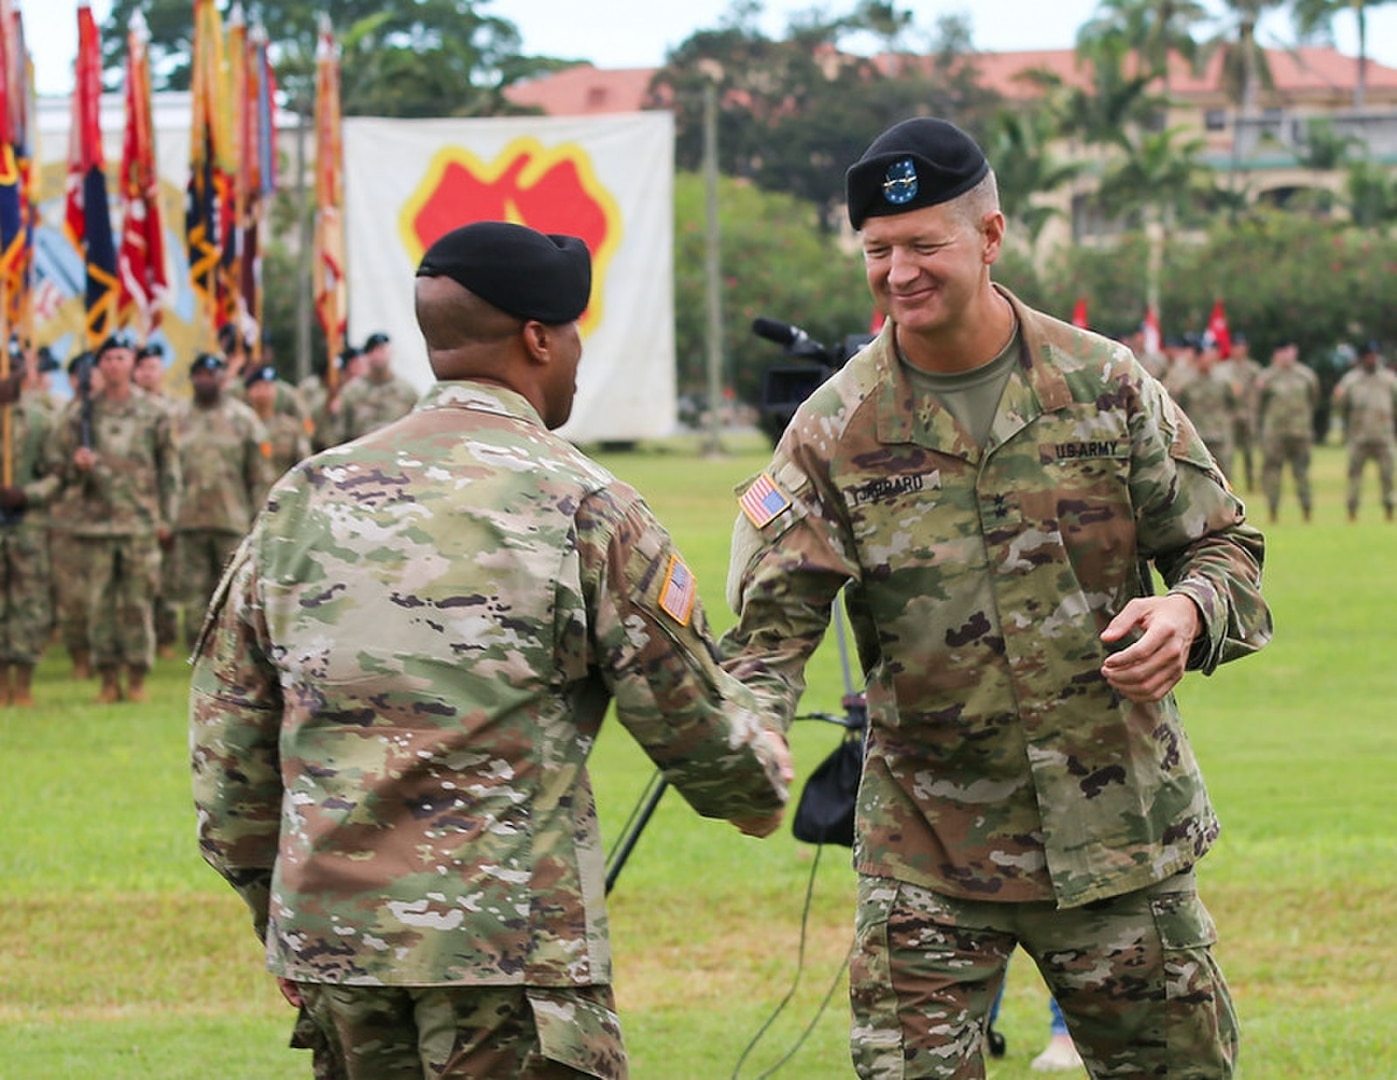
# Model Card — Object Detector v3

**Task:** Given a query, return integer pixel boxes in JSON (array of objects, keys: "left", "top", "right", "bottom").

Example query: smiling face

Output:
[{"left": 860, "top": 196, "right": 1004, "bottom": 344}]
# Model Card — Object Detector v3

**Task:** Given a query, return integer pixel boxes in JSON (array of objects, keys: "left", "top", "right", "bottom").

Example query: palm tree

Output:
[
  {"left": 984, "top": 104, "right": 1083, "bottom": 248},
  {"left": 1076, "top": 0, "right": 1210, "bottom": 100},
  {"left": 1208, "top": 0, "right": 1285, "bottom": 119},
  {"left": 1291, "top": 0, "right": 1397, "bottom": 108},
  {"left": 1095, "top": 125, "right": 1213, "bottom": 317}
]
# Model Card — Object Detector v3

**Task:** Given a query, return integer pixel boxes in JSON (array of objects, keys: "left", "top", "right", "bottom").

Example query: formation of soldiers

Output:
[
  {"left": 1133, "top": 330, "right": 1396, "bottom": 524},
  {"left": 0, "top": 326, "right": 421, "bottom": 708}
]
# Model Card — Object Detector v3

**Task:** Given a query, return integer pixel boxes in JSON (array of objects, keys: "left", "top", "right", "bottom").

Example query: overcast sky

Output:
[{"left": 29, "top": 0, "right": 1397, "bottom": 95}]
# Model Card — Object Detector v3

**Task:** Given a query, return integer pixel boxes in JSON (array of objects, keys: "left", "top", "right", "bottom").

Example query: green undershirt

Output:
[{"left": 900, "top": 321, "right": 1023, "bottom": 448}]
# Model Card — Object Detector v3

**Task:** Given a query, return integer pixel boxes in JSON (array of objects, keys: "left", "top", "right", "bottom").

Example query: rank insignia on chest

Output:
[
  {"left": 738, "top": 471, "right": 792, "bottom": 529},
  {"left": 658, "top": 554, "right": 697, "bottom": 626}
]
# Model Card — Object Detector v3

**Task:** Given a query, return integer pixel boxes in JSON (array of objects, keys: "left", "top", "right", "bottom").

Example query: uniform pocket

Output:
[
  {"left": 529, "top": 985, "right": 628, "bottom": 1079},
  {"left": 1149, "top": 888, "right": 1239, "bottom": 1077}
]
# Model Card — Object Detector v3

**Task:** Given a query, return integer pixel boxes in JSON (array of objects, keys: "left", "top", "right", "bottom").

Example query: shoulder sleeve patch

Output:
[
  {"left": 658, "top": 553, "right": 697, "bottom": 626},
  {"left": 738, "top": 471, "right": 793, "bottom": 529}
]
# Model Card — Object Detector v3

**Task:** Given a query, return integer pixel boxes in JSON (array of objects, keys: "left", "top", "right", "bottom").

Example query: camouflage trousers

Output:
[
  {"left": 0, "top": 523, "right": 52, "bottom": 664},
  {"left": 174, "top": 529, "right": 243, "bottom": 649},
  {"left": 1344, "top": 438, "right": 1395, "bottom": 513},
  {"left": 288, "top": 982, "right": 628, "bottom": 1079},
  {"left": 850, "top": 870, "right": 1237, "bottom": 1079},
  {"left": 48, "top": 528, "right": 89, "bottom": 658},
  {"left": 77, "top": 534, "right": 161, "bottom": 670},
  {"left": 1260, "top": 433, "right": 1313, "bottom": 516}
]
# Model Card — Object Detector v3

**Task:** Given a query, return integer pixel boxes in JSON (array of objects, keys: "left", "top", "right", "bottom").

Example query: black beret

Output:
[
  {"left": 244, "top": 364, "right": 278, "bottom": 387},
  {"left": 1361, "top": 339, "right": 1382, "bottom": 355},
  {"left": 136, "top": 342, "right": 165, "bottom": 362},
  {"left": 68, "top": 350, "right": 94, "bottom": 376},
  {"left": 189, "top": 352, "right": 226, "bottom": 375},
  {"left": 363, "top": 331, "right": 390, "bottom": 350},
  {"left": 95, "top": 331, "right": 135, "bottom": 360},
  {"left": 416, "top": 221, "right": 591, "bottom": 325},
  {"left": 37, "top": 346, "right": 61, "bottom": 373},
  {"left": 338, "top": 345, "right": 362, "bottom": 369},
  {"left": 846, "top": 117, "right": 990, "bottom": 230}
]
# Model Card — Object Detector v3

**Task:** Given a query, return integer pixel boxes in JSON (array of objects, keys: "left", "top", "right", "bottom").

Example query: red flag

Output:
[
  {"left": 1206, "top": 299, "right": 1232, "bottom": 359},
  {"left": 1071, "top": 296, "right": 1088, "bottom": 329},
  {"left": 313, "top": 15, "right": 346, "bottom": 393},
  {"left": 1142, "top": 305, "right": 1161, "bottom": 356},
  {"left": 117, "top": 11, "right": 168, "bottom": 341},
  {"left": 64, "top": 4, "right": 117, "bottom": 348}
]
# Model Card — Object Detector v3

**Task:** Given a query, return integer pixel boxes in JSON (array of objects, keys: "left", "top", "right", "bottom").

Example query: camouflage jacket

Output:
[
  {"left": 174, "top": 396, "right": 272, "bottom": 535},
  {"left": 1332, "top": 365, "right": 1397, "bottom": 446},
  {"left": 334, "top": 372, "right": 420, "bottom": 444},
  {"left": 48, "top": 387, "right": 180, "bottom": 538},
  {"left": 1256, "top": 363, "right": 1319, "bottom": 441},
  {"left": 1174, "top": 367, "right": 1239, "bottom": 444},
  {"left": 722, "top": 288, "right": 1270, "bottom": 909},
  {"left": 5, "top": 399, "right": 61, "bottom": 530},
  {"left": 191, "top": 381, "right": 787, "bottom": 987},
  {"left": 254, "top": 409, "right": 312, "bottom": 504}
]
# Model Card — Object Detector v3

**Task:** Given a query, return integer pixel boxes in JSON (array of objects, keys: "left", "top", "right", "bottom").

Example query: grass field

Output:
[{"left": 1, "top": 435, "right": 1393, "bottom": 1079}]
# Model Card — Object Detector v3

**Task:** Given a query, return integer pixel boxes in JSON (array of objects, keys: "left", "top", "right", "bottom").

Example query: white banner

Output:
[{"left": 343, "top": 112, "right": 676, "bottom": 443}]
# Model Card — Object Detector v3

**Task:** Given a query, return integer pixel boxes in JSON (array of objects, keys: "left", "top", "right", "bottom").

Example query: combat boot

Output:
[
  {"left": 125, "top": 666, "right": 148, "bottom": 704},
  {"left": 72, "top": 649, "right": 92, "bottom": 680},
  {"left": 95, "top": 667, "right": 122, "bottom": 704},
  {"left": 11, "top": 664, "right": 34, "bottom": 707}
]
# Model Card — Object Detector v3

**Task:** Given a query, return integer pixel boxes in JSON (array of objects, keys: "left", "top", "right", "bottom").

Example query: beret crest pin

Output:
[{"left": 882, "top": 158, "right": 918, "bottom": 205}]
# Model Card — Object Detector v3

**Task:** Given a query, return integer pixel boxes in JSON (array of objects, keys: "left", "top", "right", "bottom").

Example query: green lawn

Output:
[{"left": 1, "top": 435, "right": 1392, "bottom": 1079}]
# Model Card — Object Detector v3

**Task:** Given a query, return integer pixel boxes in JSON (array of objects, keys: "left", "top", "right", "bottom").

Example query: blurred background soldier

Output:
[
  {"left": 172, "top": 353, "right": 271, "bottom": 650},
  {"left": 1222, "top": 332, "right": 1262, "bottom": 492},
  {"left": 299, "top": 345, "right": 362, "bottom": 452},
  {"left": 1256, "top": 340, "right": 1319, "bottom": 523},
  {"left": 244, "top": 363, "right": 311, "bottom": 504},
  {"left": 47, "top": 351, "right": 100, "bottom": 679},
  {"left": 24, "top": 345, "right": 61, "bottom": 414},
  {"left": 333, "top": 331, "right": 419, "bottom": 443},
  {"left": 0, "top": 372, "right": 60, "bottom": 705},
  {"left": 132, "top": 342, "right": 181, "bottom": 659},
  {"left": 1331, "top": 341, "right": 1397, "bottom": 522},
  {"left": 1174, "top": 337, "right": 1239, "bottom": 482},
  {"left": 48, "top": 334, "right": 180, "bottom": 703}
]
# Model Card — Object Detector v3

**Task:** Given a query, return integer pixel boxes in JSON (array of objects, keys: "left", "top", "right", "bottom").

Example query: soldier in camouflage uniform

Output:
[
  {"left": 244, "top": 363, "right": 311, "bottom": 503},
  {"left": 47, "top": 351, "right": 99, "bottom": 678},
  {"left": 191, "top": 221, "right": 791, "bottom": 1080},
  {"left": 1221, "top": 333, "right": 1262, "bottom": 492},
  {"left": 1330, "top": 342, "right": 1397, "bottom": 521},
  {"left": 721, "top": 119, "right": 1271, "bottom": 1080},
  {"left": 48, "top": 334, "right": 180, "bottom": 703},
  {"left": 1255, "top": 340, "right": 1319, "bottom": 522},
  {"left": 172, "top": 353, "right": 271, "bottom": 650},
  {"left": 132, "top": 343, "right": 181, "bottom": 657},
  {"left": 1174, "top": 340, "right": 1240, "bottom": 484},
  {"left": 0, "top": 373, "right": 60, "bottom": 705},
  {"left": 332, "top": 331, "right": 419, "bottom": 444}
]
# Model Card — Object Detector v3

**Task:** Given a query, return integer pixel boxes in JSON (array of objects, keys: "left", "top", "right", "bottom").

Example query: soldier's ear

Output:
[{"left": 519, "top": 321, "right": 547, "bottom": 364}]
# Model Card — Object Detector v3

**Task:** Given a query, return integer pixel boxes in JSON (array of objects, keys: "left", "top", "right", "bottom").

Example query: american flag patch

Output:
[
  {"left": 738, "top": 472, "right": 792, "bottom": 529},
  {"left": 658, "top": 554, "right": 697, "bottom": 626}
]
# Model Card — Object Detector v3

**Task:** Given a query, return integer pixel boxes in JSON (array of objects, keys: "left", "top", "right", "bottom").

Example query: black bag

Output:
[{"left": 791, "top": 732, "right": 863, "bottom": 847}]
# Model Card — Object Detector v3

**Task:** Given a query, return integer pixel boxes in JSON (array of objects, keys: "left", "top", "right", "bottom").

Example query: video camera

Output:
[{"left": 751, "top": 316, "right": 873, "bottom": 446}]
